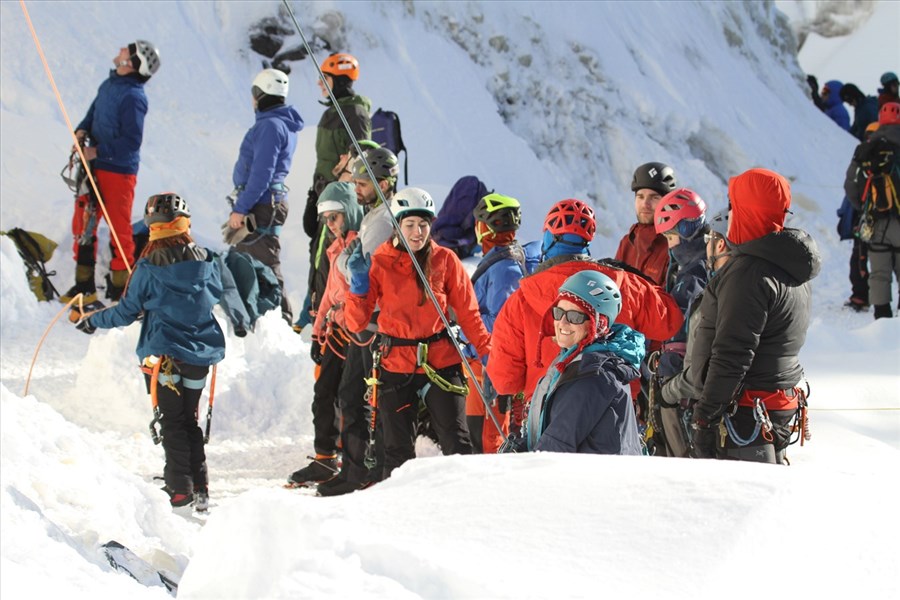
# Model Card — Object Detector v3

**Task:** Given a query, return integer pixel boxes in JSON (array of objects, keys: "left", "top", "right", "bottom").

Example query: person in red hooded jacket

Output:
[
  {"left": 344, "top": 187, "right": 491, "bottom": 490},
  {"left": 614, "top": 162, "right": 679, "bottom": 285},
  {"left": 486, "top": 199, "right": 683, "bottom": 436},
  {"left": 689, "top": 168, "right": 821, "bottom": 464}
]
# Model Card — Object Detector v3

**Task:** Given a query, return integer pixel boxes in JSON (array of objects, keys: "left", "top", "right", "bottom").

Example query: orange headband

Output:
[{"left": 148, "top": 216, "right": 191, "bottom": 241}]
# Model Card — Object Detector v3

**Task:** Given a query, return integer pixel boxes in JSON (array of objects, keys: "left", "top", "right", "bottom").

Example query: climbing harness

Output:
[{"left": 140, "top": 356, "right": 218, "bottom": 445}]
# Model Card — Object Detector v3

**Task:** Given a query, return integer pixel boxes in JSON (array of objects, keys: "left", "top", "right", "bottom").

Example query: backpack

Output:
[
  {"left": 431, "top": 176, "right": 490, "bottom": 259},
  {"left": 1, "top": 228, "right": 60, "bottom": 301},
  {"left": 371, "top": 108, "right": 408, "bottom": 184},
  {"left": 854, "top": 136, "right": 900, "bottom": 240}
]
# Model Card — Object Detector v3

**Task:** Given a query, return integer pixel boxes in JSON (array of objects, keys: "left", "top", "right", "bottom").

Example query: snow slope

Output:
[{"left": 1, "top": 1, "right": 898, "bottom": 598}]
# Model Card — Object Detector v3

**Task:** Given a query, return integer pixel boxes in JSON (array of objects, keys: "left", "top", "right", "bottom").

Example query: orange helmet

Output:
[
  {"left": 879, "top": 102, "right": 900, "bottom": 126},
  {"left": 322, "top": 53, "right": 360, "bottom": 81}
]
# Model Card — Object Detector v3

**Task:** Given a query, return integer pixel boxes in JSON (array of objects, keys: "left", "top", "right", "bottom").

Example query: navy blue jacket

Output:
[
  {"left": 849, "top": 95, "right": 880, "bottom": 141},
  {"left": 77, "top": 71, "right": 148, "bottom": 175},
  {"left": 232, "top": 104, "right": 304, "bottom": 215},
  {"left": 89, "top": 247, "right": 225, "bottom": 366},
  {"left": 657, "top": 237, "right": 709, "bottom": 379}
]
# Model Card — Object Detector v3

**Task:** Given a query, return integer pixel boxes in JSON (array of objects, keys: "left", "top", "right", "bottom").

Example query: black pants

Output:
[
  {"left": 147, "top": 362, "right": 210, "bottom": 494},
  {"left": 235, "top": 199, "right": 291, "bottom": 321},
  {"left": 337, "top": 338, "right": 380, "bottom": 484},
  {"left": 721, "top": 406, "right": 796, "bottom": 464},
  {"left": 311, "top": 330, "right": 346, "bottom": 456},
  {"left": 378, "top": 366, "right": 473, "bottom": 478},
  {"left": 849, "top": 238, "right": 869, "bottom": 302}
]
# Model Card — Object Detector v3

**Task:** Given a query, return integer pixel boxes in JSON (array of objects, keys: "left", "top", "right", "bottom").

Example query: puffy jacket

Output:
[
  {"left": 486, "top": 255, "right": 683, "bottom": 399},
  {"left": 690, "top": 229, "right": 821, "bottom": 423},
  {"left": 89, "top": 248, "right": 225, "bottom": 366},
  {"left": 314, "top": 231, "right": 358, "bottom": 336},
  {"left": 313, "top": 94, "right": 371, "bottom": 186},
  {"left": 76, "top": 72, "right": 147, "bottom": 175},
  {"left": 232, "top": 104, "right": 304, "bottom": 215},
  {"left": 822, "top": 80, "right": 851, "bottom": 132},
  {"left": 345, "top": 240, "right": 491, "bottom": 374},
  {"left": 528, "top": 325, "right": 644, "bottom": 455},
  {"left": 614, "top": 223, "right": 669, "bottom": 285}
]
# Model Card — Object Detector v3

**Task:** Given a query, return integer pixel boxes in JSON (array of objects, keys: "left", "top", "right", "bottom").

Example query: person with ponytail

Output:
[
  {"left": 511, "top": 270, "right": 644, "bottom": 454},
  {"left": 70, "top": 193, "right": 225, "bottom": 511}
]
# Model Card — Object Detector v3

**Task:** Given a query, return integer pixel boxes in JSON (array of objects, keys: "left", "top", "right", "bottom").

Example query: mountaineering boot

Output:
[
  {"left": 60, "top": 264, "right": 97, "bottom": 304},
  {"left": 193, "top": 488, "right": 209, "bottom": 513},
  {"left": 317, "top": 477, "right": 372, "bottom": 497},
  {"left": 288, "top": 456, "right": 339, "bottom": 486},
  {"left": 105, "top": 269, "right": 128, "bottom": 302},
  {"left": 843, "top": 296, "right": 869, "bottom": 312},
  {"left": 873, "top": 304, "right": 893, "bottom": 320}
]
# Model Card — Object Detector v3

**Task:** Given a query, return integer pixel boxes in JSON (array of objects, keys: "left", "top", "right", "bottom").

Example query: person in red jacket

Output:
[
  {"left": 343, "top": 187, "right": 491, "bottom": 491},
  {"left": 614, "top": 162, "right": 679, "bottom": 285},
  {"left": 486, "top": 199, "right": 683, "bottom": 436}
]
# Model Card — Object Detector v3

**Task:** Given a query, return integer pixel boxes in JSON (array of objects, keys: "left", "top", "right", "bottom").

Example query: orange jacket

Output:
[
  {"left": 345, "top": 239, "right": 491, "bottom": 374},
  {"left": 313, "top": 231, "right": 358, "bottom": 337},
  {"left": 614, "top": 223, "right": 670, "bottom": 286},
  {"left": 486, "top": 256, "right": 683, "bottom": 399}
]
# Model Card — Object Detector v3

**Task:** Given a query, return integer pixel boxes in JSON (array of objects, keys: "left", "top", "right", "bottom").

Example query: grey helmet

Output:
[
  {"left": 130, "top": 40, "right": 161, "bottom": 77},
  {"left": 144, "top": 192, "right": 189, "bottom": 226},
  {"left": 631, "top": 162, "right": 677, "bottom": 196},
  {"left": 352, "top": 147, "right": 399, "bottom": 182}
]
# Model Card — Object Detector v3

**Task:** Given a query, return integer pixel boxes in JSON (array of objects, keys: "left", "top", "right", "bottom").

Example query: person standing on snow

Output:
[
  {"left": 486, "top": 199, "right": 683, "bottom": 438},
  {"left": 62, "top": 40, "right": 161, "bottom": 306},
  {"left": 878, "top": 72, "right": 899, "bottom": 108},
  {"left": 689, "top": 169, "right": 820, "bottom": 464},
  {"left": 69, "top": 193, "right": 225, "bottom": 511},
  {"left": 840, "top": 83, "right": 881, "bottom": 142},
  {"left": 464, "top": 193, "right": 539, "bottom": 453},
  {"left": 226, "top": 68, "right": 303, "bottom": 325},
  {"left": 821, "top": 80, "right": 851, "bottom": 132},
  {"left": 343, "top": 188, "right": 491, "bottom": 492},
  {"left": 508, "top": 271, "right": 644, "bottom": 455},
  {"left": 297, "top": 54, "right": 372, "bottom": 334}
]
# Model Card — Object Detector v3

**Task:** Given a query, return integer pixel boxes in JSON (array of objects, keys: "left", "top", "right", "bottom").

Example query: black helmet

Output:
[
  {"left": 144, "top": 192, "right": 190, "bottom": 226},
  {"left": 631, "top": 162, "right": 677, "bottom": 196},
  {"left": 474, "top": 193, "right": 522, "bottom": 234},
  {"left": 352, "top": 147, "right": 399, "bottom": 182}
]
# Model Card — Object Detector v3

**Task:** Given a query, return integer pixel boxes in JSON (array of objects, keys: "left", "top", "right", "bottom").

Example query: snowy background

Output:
[{"left": 1, "top": 1, "right": 898, "bottom": 598}]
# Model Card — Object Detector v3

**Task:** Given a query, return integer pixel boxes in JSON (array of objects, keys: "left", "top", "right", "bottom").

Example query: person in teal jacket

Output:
[{"left": 71, "top": 193, "right": 225, "bottom": 512}]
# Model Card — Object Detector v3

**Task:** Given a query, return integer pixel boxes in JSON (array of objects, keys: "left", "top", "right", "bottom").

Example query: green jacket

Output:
[{"left": 314, "top": 94, "right": 372, "bottom": 190}]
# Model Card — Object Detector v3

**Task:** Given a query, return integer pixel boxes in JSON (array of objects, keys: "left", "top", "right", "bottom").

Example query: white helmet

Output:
[
  {"left": 390, "top": 187, "right": 436, "bottom": 220},
  {"left": 252, "top": 68, "right": 289, "bottom": 98},
  {"left": 132, "top": 40, "right": 160, "bottom": 77}
]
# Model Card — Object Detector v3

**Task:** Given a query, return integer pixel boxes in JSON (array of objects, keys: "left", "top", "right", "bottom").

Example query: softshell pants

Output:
[
  {"left": 867, "top": 216, "right": 900, "bottom": 308},
  {"left": 71, "top": 169, "right": 136, "bottom": 271}
]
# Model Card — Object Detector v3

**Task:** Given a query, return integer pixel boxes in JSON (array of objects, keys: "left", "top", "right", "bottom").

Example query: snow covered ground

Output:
[{"left": 1, "top": 1, "right": 898, "bottom": 598}]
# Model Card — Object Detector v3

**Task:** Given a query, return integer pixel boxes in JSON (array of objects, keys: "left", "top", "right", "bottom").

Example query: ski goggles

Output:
[{"left": 551, "top": 306, "right": 589, "bottom": 325}]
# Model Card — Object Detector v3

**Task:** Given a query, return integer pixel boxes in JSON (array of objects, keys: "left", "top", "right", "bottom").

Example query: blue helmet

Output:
[{"left": 558, "top": 270, "right": 622, "bottom": 325}]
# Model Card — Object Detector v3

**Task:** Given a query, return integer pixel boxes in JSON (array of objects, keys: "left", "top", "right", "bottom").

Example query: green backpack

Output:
[{"left": 1, "top": 228, "right": 60, "bottom": 301}]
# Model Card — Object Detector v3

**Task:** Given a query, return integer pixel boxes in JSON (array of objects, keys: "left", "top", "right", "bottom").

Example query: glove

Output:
[
  {"left": 68, "top": 308, "right": 96, "bottom": 335},
  {"left": 496, "top": 395, "right": 513, "bottom": 414},
  {"left": 347, "top": 243, "right": 371, "bottom": 295},
  {"left": 690, "top": 419, "right": 718, "bottom": 459},
  {"left": 310, "top": 337, "right": 324, "bottom": 365},
  {"left": 498, "top": 432, "right": 528, "bottom": 454}
]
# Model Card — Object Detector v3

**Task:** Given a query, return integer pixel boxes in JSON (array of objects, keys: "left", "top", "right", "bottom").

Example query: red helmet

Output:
[
  {"left": 879, "top": 102, "right": 900, "bottom": 126},
  {"left": 654, "top": 188, "right": 707, "bottom": 238},
  {"left": 322, "top": 53, "right": 360, "bottom": 81},
  {"left": 543, "top": 199, "right": 596, "bottom": 241}
]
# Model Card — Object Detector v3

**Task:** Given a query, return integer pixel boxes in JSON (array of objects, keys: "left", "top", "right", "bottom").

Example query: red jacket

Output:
[
  {"left": 345, "top": 240, "right": 491, "bottom": 374},
  {"left": 486, "top": 256, "right": 683, "bottom": 400},
  {"left": 614, "top": 223, "right": 670, "bottom": 286},
  {"left": 313, "top": 231, "right": 358, "bottom": 337}
]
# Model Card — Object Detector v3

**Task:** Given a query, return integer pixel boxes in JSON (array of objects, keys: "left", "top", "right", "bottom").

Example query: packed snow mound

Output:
[{"left": 777, "top": 0, "right": 877, "bottom": 47}]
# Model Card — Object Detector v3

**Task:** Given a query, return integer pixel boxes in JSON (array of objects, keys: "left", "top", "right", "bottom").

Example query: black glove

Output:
[
  {"left": 498, "top": 432, "right": 528, "bottom": 454},
  {"left": 497, "top": 394, "right": 513, "bottom": 414},
  {"left": 310, "top": 338, "right": 324, "bottom": 365},
  {"left": 690, "top": 420, "right": 718, "bottom": 459},
  {"left": 69, "top": 308, "right": 96, "bottom": 335}
]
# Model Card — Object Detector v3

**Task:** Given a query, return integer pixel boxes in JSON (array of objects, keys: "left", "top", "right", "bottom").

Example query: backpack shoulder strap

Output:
[{"left": 471, "top": 242, "right": 527, "bottom": 285}]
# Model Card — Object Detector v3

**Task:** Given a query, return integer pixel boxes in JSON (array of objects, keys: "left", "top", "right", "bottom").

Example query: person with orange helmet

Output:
[
  {"left": 486, "top": 199, "right": 683, "bottom": 438},
  {"left": 299, "top": 52, "right": 373, "bottom": 337},
  {"left": 843, "top": 102, "right": 900, "bottom": 319}
]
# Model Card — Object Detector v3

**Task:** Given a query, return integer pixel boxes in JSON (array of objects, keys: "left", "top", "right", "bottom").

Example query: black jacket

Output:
[{"left": 690, "top": 229, "right": 820, "bottom": 422}]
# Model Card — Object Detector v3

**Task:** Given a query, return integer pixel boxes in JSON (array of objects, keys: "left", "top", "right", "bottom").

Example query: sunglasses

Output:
[
  {"left": 322, "top": 213, "right": 342, "bottom": 223},
  {"left": 552, "top": 306, "right": 589, "bottom": 324}
]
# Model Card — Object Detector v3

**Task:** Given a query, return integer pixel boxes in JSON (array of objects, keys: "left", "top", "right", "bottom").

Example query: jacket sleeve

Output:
[
  {"left": 76, "top": 98, "right": 97, "bottom": 133},
  {"left": 447, "top": 253, "right": 491, "bottom": 358},
  {"left": 234, "top": 121, "right": 281, "bottom": 215},
  {"left": 620, "top": 273, "right": 684, "bottom": 342},
  {"left": 88, "top": 267, "right": 147, "bottom": 329},
  {"left": 485, "top": 290, "right": 527, "bottom": 395},
  {"left": 97, "top": 92, "right": 147, "bottom": 162},
  {"left": 344, "top": 262, "right": 379, "bottom": 334}
]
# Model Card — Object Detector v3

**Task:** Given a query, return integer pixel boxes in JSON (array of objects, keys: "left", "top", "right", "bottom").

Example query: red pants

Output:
[
  {"left": 71, "top": 169, "right": 136, "bottom": 271},
  {"left": 465, "top": 360, "right": 510, "bottom": 454}
]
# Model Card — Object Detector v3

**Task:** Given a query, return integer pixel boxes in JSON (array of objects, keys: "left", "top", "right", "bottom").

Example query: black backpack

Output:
[
  {"left": 855, "top": 136, "right": 900, "bottom": 215},
  {"left": 371, "top": 108, "right": 408, "bottom": 184},
  {"left": 1, "top": 228, "right": 60, "bottom": 301}
]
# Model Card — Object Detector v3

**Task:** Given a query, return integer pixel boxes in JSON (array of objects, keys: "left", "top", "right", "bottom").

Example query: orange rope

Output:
[
  {"left": 19, "top": 0, "right": 132, "bottom": 274},
  {"left": 23, "top": 293, "right": 86, "bottom": 396}
]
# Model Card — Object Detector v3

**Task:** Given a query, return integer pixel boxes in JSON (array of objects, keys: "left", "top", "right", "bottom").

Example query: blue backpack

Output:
[
  {"left": 431, "top": 175, "right": 489, "bottom": 259},
  {"left": 371, "top": 108, "right": 408, "bottom": 184}
]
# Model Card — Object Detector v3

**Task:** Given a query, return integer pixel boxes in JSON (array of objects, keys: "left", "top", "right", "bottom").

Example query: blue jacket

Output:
[
  {"left": 76, "top": 72, "right": 148, "bottom": 175},
  {"left": 232, "top": 104, "right": 304, "bottom": 214},
  {"left": 657, "top": 238, "right": 709, "bottom": 379},
  {"left": 528, "top": 324, "right": 644, "bottom": 455},
  {"left": 822, "top": 80, "right": 851, "bottom": 132},
  {"left": 89, "top": 250, "right": 226, "bottom": 366},
  {"left": 849, "top": 95, "right": 880, "bottom": 141},
  {"left": 473, "top": 243, "right": 530, "bottom": 332}
]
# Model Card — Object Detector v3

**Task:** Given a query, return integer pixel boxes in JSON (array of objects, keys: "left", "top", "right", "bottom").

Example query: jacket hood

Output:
[
  {"left": 823, "top": 80, "right": 843, "bottom": 109},
  {"left": 256, "top": 104, "right": 304, "bottom": 132},
  {"left": 734, "top": 228, "right": 822, "bottom": 283},
  {"left": 727, "top": 168, "right": 791, "bottom": 245},
  {"left": 318, "top": 181, "right": 364, "bottom": 232}
]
